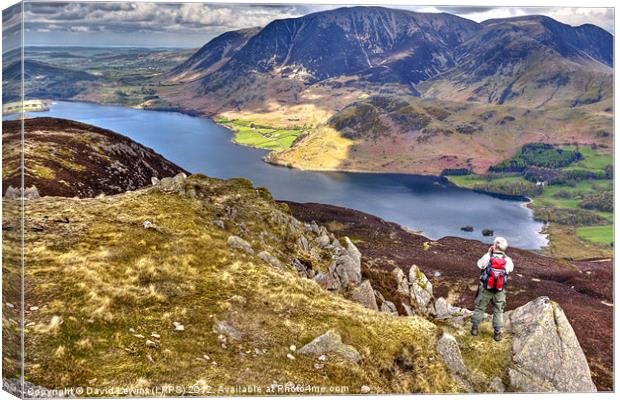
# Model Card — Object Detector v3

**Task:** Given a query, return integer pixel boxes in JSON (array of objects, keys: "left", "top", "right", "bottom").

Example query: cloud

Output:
[{"left": 13, "top": 3, "right": 614, "bottom": 48}]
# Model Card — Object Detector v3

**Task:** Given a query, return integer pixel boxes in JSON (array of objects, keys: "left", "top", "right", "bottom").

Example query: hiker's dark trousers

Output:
[{"left": 471, "top": 283, "right": 506, "bottom": 331}]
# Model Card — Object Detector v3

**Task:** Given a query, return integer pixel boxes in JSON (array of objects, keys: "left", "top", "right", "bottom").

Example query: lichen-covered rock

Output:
[
  {"left": 298, "top": 330, "right": 361, "bottom": 363},
  {"left": 343, "top": 237, "right": 361, "bottom": 266},
  {"left": 159, "top": 172, "right": 187, "bottom": 194},
  {"left": 349, "top": 280, "right": 378, "bottom": 311},
  {"left": 409, "top": 265, "right": 434, "bottom": 315},
  {"left": 436, "top": 333, "right": 467, "bottom": 376},
  {"left": 507, "top": 296, "right": 596, "bottom": 392},
  {"left": 227, "top": 235, "right": 254, "bottom": 254},
  {"left": 332, "top": 254, "right": 361, "bottom": 287}
]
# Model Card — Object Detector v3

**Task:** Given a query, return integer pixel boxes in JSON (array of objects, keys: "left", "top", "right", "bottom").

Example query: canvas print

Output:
[{"left": 1, "top": 1, "right": 614, "bottom": 397}]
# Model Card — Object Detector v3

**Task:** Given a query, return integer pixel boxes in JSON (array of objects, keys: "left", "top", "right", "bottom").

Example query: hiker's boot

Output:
[
  {"left": 471, "top": 325, "right": 478, "bottom": 336},
  {"left": 494, "top": 330, "right": 502, "bottom": 342}
]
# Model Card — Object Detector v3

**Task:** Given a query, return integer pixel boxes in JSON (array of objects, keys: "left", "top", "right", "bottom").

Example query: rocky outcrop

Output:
[
  {"left": 349, "top": 280, "right": 378, "bottom": 311},
  {"left": 506, "top": 297, "right": 597, "bottom": 393},
  {"left": 297, "top": 330, "right": 362, "bottom": 363},
  {"left": 433, "top": 295, "right": 596, "bottom": 393},
  {"left": 4, "top": 185, "right": 40, "bottom": 200},
  {"left": 409, "top": 265, "right": 434, "bottom": 316}
]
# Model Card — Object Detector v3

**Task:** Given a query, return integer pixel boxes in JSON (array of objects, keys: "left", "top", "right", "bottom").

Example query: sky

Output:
[{"left": 2, "top": 2, "right": 615, "bottom": 50}]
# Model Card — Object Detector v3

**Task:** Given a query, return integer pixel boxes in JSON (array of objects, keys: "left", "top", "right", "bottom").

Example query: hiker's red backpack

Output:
[{"left": 481, "top": 252, "right": 507, "bottom": 292}]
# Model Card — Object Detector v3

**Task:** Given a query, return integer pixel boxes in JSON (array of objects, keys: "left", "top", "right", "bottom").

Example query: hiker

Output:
[{"left": 471, "top": 236, "right": 514, "bottom": 341}]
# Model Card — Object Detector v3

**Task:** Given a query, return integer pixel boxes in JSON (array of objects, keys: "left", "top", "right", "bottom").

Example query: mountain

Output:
[
  {"left": 166, "top": 27, "right": 260, "bottom": 83},
  {"left": 170, "top": 7, "right": 612, "bottom": 107},
  {"left": 419, "top": 15, "right": 613, "bottom": 107},
  {"left": 2, "top": 117, "right": 186, "bottom": 197},
  {"left": 198, "top": 6, "right": 480, "bottom": 89}
]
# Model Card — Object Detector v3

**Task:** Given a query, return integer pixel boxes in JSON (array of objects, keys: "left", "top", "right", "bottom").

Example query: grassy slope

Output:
[
  {"left": 9, "top": 175, "right": 460, "bottom": 393},
  {"left": 448, "top": 146, "right": 613, "bottom": 259}
]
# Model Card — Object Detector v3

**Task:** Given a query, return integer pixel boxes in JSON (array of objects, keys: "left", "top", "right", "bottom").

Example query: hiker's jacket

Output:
[{"left": 477, "top": 251, "right": 514, "bottom": 274}]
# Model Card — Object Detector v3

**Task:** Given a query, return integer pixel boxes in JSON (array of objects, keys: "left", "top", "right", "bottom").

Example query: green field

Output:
[
  {"left": 215, "top": 117, "right": 306, "bottom": 151},
  {"left": 561, "top": 145, "right": 612, "bottom": 171},
  {"left": 576, "top": 225, "right": 614, "bottom": 245}
]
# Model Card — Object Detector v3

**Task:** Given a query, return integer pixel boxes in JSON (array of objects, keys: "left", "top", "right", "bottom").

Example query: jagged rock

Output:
[
  {"left": 314, "top": 272, "right": 340, "bottom": 291},
  {"left": 343, "top": 237, "right": 361, "bottom": 266},
  {"left": 227, "top": 235, "right": 254, "bottom": 254},
  {"left": 151, "top": 177, "right": 160, "bottom": 185},
  {"left": 4, "top": 186, "right": 20, "bottom": 199},
  {"left": 401, "top": 302, "right": 414, "bottom": 316},
  {"left": 507, "top": 296, "right": 596, "bottom": 392},
  {"left": 391, "top": 267, "right": 409, "bottom": 296},
  {"left": 332, "top": 254, "right": 361, "bottom": 287},
  {"left": 292, "top": 258, "right": 309, "bottom": 277},
  {"left": 257, "top": 251, "right": 282, "bottom": 269},
  {"left": 298, "top": 330, "right": 361, "bottom": 363},
  {"left": 436, "top": 333, "right": 467, "bottom": 376},
  {"left": 315, "top": 234, "right": 331, "bottom": 248},
  {"left": 4, "top": 186, "right": 40, "bottom": 200},
  {"left": 434, "top": 297, "right": 478, "bottom": 325},
  {"left": 213, "top": 320, "right": 244, "bottom": 341},
  {"left": 489, "top": 377, "right": 505, "bottom": 393},
  {"left": 298, "top": 235, "right": 310, "bottom": 252},
  {"left": 380, "top": 300, "right": 398, "bottom": 315},
  {"left": 349, "top": 280, "right": 378, "bottom": 311},
  {"left": 24, "top": 186, "right": 40, "bottom": 200},
  {"left": 409, "top": 265, "right": 434, "bottom": 315}
]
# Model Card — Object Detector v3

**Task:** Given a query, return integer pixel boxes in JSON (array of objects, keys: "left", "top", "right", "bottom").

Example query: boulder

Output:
[
  {"left": 4, "top": 186, "right": 20, "bottom": 199},
  {"left": 391, "top": 267, "right": 409, "bottom": 297},
  {"left": 488, "top": 377, "right": 505, "bottom": 393},
  {"left": 349, "top": 280, "right": 378, "bottom": 311},
  {"left": 380, "top": 300, "right": 398, "bottom": 315},
  {"left": 24, "top": 186, "right": 40, "bottom": 200},
  {"left": 507, "top": 296, "right": 596, "bottom": 392},
  {"left": 343, "top": 237, "right": 361, "bottom": 266},
  {"left": 297, "top": 330, "right": 361, "bottom": 363},
  {"left": 227, "top": 235, "right": 254, "bottom": 255},
  {"left": 313, "top": 273, "right": 340, "bottom": 291},
  {"left": 409, "top": 265, "right": 434, "bottom": 315},
  {"left": 332, "top": 254, "right": 361, "bottom": 287},
  {"left": 436, "top": 333, "right": 467, "bottom": 376},
  {"left": 159, "top": 172, "right": 187, "bottom": 194},
  {"left": 315, "top": 234, "right": 331, "bottom": 249},
  {"left": 257, "top": 251, "right": 282, "bottom": 269}
]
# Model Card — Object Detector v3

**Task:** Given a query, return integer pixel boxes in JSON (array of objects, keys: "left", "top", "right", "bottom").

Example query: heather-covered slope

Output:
[{"left": 2, "top": 117, "right": 186, "bottom": 198}]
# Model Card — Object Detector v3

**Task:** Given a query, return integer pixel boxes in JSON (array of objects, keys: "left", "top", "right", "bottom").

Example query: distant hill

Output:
[
  {"left": 2, "top": 117, "right": 186, "bottom": 197},
  {"left": 2, "top": 59, "right": 99, "bottom": 102}
]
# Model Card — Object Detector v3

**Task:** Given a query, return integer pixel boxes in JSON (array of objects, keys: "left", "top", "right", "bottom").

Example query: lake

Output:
[{"left": 13, "top": 101, "right": 548, "bottom": 249}]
